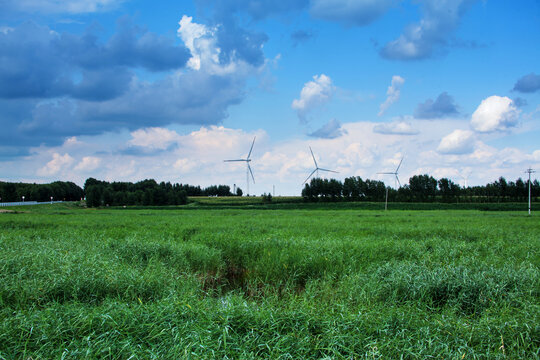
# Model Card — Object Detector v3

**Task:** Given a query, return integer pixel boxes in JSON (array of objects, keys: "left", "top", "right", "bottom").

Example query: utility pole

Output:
[
  {"left": 385, "top": 187, "right": 389, "bottom": 211},
  {"left": 526, "top": 168, "right": 536, "bottom": 215}
]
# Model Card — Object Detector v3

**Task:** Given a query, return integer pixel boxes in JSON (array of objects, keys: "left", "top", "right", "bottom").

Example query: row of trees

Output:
[
  {"left": 174, "top": 184, "right": 242, "bottom": 197},
  {"left": 0, "top": 181, "right": 83, "bottom": 203},
  {"left": 2, "top": 174, "right": 537, "bottom": 206},
  {"left": 302, "top": 175, "right": 540, "bottom": 203},
  {"left": 84, "top": 178, "right": 242, "bottom": 207}
]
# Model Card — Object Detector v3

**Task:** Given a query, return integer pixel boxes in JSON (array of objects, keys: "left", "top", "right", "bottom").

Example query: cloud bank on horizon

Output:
[{"left": 0, "top": 0, "right": 539, "bottom": 194}]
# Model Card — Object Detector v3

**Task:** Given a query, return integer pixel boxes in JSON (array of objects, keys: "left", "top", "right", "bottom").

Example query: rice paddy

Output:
[{"left": 0, "top": 202, "right": 538, "bottom": 358}]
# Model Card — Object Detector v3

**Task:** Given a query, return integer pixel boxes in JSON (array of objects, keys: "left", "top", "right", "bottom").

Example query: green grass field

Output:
[{"left": 0, "top": 203, "right": 539, "bottom": 358}]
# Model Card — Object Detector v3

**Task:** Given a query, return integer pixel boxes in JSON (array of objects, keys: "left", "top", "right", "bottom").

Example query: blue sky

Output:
[{"left": 0, "top": 0, "right": 539, "bottom": 195}]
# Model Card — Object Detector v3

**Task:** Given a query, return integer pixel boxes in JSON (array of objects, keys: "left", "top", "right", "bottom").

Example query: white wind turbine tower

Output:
[
  {"left": 378, "top": 157, "right": 403, "bottom": 188},
  {"left": 224, "top": 137, "right": 256, "bottom": 196},
  {"left": 377, "top": 157, "right": 404, "bottom": 210},
  {"left": 302, "top": 146, "right": 338, "bottom": 184},
  {"left": 460, "top": 169, "right": 471, "bottom": 188}
]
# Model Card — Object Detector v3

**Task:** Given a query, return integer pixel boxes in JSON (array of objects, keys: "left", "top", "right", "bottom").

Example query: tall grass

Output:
[{"left": 0, "top": 204, "right": 538, "bottom": 358}]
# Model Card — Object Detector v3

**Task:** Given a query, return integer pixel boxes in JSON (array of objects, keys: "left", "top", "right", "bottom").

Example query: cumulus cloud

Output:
[
  {"left": 437, "top": 129, "right": 475, "bottom": 154},
  {"left": 1, "top": 14, "right": 267, "bottom": 156},
  {"left": 513, "top": 73, "right": 540, "bottom": 93},
  {"left": 3, "top": 119, "right": 539, "bottom": 195},
  {"left": 310, "top": 0, "right": 397, "bottom": 26},
  {"left": 178, "top": 15, "right": 213, "bottom": 71},
  {"left": 292, "top": 74, "right": 335, "bottom": 121},
  {"left": 177, "top": 15, "right": 267, "bottom": 75},
  {"left": 0, "top": 19, "right": 190, "bottom": 100},
  {"left": 128, "top": 128, "right": 181, "bottom": 150},
  {"left": 414, "top": 92, "right": 459, "bottom": 119},
  {"left": 14, "top": 70, "right": 246, "bottom": 144},
  {"left": 308, "top": 119, "right": 348, "bottom": 139},
  {"left": 37, "top": 153, "right": 74, "bottom": 176},
  {"left": 64, "top": 137, "right": 81, "bottom": 146},
  {"left": 1, "top": 0, "right": 124, "bottom": 14},
  {"left": 373, "top": 121, "right": 419, "bottom": 135},
  {"left": 380, "top": 0, "right": 477, "bottom": 60},
  {"left": 378, "top": 75, "right": 404, "bottom": 116},
  {"left": 74, "top": 156, "right": 101, "bottom": 172},
  {"left": 470, "top": 96, "right": 520, "bottom": 133}
]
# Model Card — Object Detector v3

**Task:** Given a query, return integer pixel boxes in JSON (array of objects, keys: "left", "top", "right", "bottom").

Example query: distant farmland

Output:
[{"left": 0, "top": 203, "right": 538, "bottom": 358}]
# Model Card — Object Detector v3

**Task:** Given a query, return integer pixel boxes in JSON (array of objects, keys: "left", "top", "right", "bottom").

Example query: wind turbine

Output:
[
  {"left": 460, "top": 169, "right": 471, "bottom": 188},
  {"left": 303, "top": 146, "right": 338, "bottom": 184},
  {"left": 378, "top": 157, "right": 403, "bottom": 188},
  {"left": 224, "top": 137, "right": 256, "bottom": 196},
  {"left": 377, "top": 157, "right": 404, "bottom": 211}
]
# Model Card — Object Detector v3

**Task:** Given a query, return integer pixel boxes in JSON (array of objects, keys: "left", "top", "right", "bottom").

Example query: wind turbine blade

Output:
[
  {"left": 396, "top": 157, "right": 404, "bottom": 172},
  {"left": 319, "top": 168, "right": 339, "bottom": 173},
  {"left": 396, "top": 175, "right": 401, "bottom": 188},
  {"left": 377, "top": 172, "right": 394, "bottom": 175},
  {"left": 303, "top": 169, "right": 317, "bottom": 185},
  {"left": 224, "top": 159, "right": 246, "bottom": 162},
  {"left": 309, "top": 146, "right": 318, "bottom": 168},
  {"left": 247, "top": 136, "right": 256, "bottom": 159},
  {"left": 248, "top": 164, "right": 255, "bottom": 183}
]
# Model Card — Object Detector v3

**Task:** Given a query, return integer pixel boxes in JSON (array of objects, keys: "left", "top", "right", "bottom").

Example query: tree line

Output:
[
  {"left": 0, "top": 181, "right": 83, "bottom": 202},
  {"left": 1, "top": 174, "right": 537, "bottom": 206},
  {"left": 302, "top": 175, "right": 540, "bottom": 203},
  {"left": 84, "top": 178, "right": 242, "bottom": 207}
]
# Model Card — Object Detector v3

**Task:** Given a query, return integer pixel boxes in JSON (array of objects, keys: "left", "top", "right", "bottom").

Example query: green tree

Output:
[{"left": 86, "top": 185, "right": 103, "bottom": 207}]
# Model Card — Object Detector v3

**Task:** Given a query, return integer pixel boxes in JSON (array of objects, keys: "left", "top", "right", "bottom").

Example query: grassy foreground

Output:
[{"left": 0, "top": 203, "right": 539, "bottom": 359}]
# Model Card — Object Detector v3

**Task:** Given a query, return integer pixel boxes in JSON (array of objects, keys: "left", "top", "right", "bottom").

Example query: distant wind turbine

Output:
[
  {"left": 224, "top": 137, "right": 256, "bottom": 196},
  {"left": 378, "top": 156, "right": 404, "bottom": 211},
  {"left": 303, "top": 146, "right": 338, "bottom": 184},
  {"left": 378, "top": 157, "right": 403, "bottom": 188},
  {"left": 460, "top": 170, "right": 471, "bottom": 188}
]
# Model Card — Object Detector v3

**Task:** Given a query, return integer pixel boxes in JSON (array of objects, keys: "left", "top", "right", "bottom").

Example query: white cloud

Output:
[
  {"left": 470, "top": 96, "right": 520, "bottom": 133},
  {"left": 380, "top": 0, "right": 475, "bottom": 60},
  {"left": 292, "top": 74, "right": 335, "bottom": 121},
  {"left": 373, "top": 121, "right": 418, "bottom": 135},
  {"left": 437, "top": 129, "right": 476, "bottom": 154},
  {"left": 63, "top": 136, "right": 81, "bottom": 146},
  {"left": 8, "top": 119, "right": 540, "bottom": 195},
  {"left": 74, "top": 156, "right": 101, "bottom": 172},
  {"left": 177, "top": 15, "right": 256, "bottom": 76},
  {"left": 174, "top": 158, "right": 198, "bottom": 172},
  {"left": 129, "top": 127, "right": 181, "bottom": 150},
  {"left": 37, "top": 153, "right": 74, "bottom": 176},
  {"left": 468, "top": 142, "right": 496, "bottom": 163},
  {"left": 178, "top": 15, "right": 218, "bottom": 72},
  {"left": 378, "top": 75, "right": 404, "bottom": 116}
]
